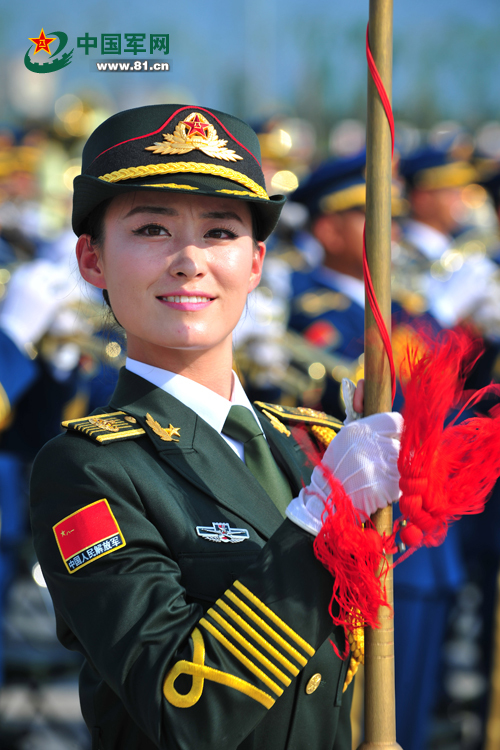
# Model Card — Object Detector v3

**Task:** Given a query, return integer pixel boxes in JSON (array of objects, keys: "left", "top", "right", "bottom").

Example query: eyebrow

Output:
[
  {"left": 124, "top": 205, "right": 179, "bottom": 218},
  {"left": 200, "top": 210, "right": 244, "bottom": 223},
  {"left": 123, "top": 206, "right": 245, "bottom": 223}
]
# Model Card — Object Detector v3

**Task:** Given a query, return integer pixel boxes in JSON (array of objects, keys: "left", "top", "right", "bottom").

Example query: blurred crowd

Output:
[{"left": 2, "top": 98, "right": 500, "bottom": 750}]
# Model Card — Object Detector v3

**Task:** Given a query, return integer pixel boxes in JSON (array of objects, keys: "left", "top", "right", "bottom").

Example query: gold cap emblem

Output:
[{"left": 145, "top": 112, "right": 243, "bottom": 163}]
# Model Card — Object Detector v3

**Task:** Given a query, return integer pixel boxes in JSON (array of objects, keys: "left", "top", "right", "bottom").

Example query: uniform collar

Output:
[{"left": 125, "top": 358, "right": 262, "bottom": 436}]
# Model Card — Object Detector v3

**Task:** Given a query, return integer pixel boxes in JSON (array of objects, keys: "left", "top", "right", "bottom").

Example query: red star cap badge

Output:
[
  {"left": 29, "top": 28, "right": 56, "bottom": 55},
  {"left": 182, "top": 114, "right": 209, "bottom": 139}
]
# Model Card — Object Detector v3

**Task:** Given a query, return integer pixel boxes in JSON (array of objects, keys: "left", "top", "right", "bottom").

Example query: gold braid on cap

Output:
[
  {"left": 98, "top": 162, "right": 269, "bottom": 200},
  {"left": 413, "top": 161, "right": 477, "bottom": 190}
]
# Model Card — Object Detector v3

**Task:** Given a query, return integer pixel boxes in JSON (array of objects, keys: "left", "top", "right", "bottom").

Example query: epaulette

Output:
[
  {"left": 254, "top": 402, "right": 342, "bottom": 447},
  {"left": 295, "top": 289, "right": 351, "bottom": 317},
  {"left": 61, "top": 411, "right": 145, "bottom": 444}
]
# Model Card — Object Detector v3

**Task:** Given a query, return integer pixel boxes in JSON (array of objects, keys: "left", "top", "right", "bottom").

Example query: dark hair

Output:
[
  {"left": 82, "top": 198, "right": 118, "bottom": 321},
  {"left": 84, "top": 197, "right": 113, "bottom": 247}
]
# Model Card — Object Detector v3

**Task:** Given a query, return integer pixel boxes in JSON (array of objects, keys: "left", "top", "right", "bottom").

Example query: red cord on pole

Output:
[{"left": 364, "top": 23, "right": 396, "bottom": 404}]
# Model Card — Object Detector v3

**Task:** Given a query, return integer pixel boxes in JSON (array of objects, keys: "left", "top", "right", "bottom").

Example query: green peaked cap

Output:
[{"left": 72, "top": 103, "right": 286, "bottom": 240}]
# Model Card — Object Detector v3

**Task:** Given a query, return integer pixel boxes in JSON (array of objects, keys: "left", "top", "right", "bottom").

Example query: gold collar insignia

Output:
[
  {"left": 145, "top": 413, "right": 181, "bottom": 442},
  {"left": 145, "top": 112, "right": 243, "bottom": 163}
]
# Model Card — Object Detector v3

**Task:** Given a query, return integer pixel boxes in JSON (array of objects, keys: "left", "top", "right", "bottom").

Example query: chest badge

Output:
[{"left": 196, "top": 522, "right": 250, "bottom": 544}]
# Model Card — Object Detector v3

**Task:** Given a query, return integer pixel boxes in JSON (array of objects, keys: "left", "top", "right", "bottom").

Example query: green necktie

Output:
[{"left": 222, "top": 405, "right": 292, "bottom": 517}]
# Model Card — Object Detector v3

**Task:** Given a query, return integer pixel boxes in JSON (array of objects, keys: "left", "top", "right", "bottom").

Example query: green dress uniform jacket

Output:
[{"left": 30, "top": 368, "right": 354, "bottom": 750}]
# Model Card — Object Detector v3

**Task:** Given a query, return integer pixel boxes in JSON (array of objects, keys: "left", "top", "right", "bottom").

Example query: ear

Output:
[
  {"left": 76, "top": 234, "right": 107, "bottom": 289},
  {"left": 248, "top": 241, "right": 266, "bottom": 293}
]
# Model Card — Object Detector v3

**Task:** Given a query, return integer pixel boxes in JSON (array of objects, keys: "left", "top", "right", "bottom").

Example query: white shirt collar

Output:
[
  {"left": 318, "top": 266, "right": 365, "bottom": 309},
  {"left": 125, "top": 358, "right": 262, "bottom": 436},
  {"left": 403, "top": 219, "right": 451, "bottom": 260}
]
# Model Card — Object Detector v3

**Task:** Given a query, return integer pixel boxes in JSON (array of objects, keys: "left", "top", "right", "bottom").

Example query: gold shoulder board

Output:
[
  {"left": 254, "top": 402, "right": 342, "bottom": 448},
  {"left": 61, "top": 411, "right": 145, "bottom": 444},
  {"left": 254, "top": 402, "right": 342, "bottom": 430}
]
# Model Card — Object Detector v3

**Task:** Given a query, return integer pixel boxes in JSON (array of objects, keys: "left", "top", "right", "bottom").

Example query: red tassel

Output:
[
  {"left": 313, "top": 467, "right": 392, "bottom": 631},
  {"left": 397, "top": 327, "right": 500, "bottom": 553},
  {"left": 312, "top": 325, "right": 500, "bottom": 632},
  {"left": 293, "top": 424, "right": 392, "bottom": 631}
]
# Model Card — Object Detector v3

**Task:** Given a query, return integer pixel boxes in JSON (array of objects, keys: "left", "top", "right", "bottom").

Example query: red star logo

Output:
[
  {"left": 182, "top": 115, "right": 209, "bottom": 139},
  {"left": 29, "top": 28, "right": 56, "bottom": 55}
]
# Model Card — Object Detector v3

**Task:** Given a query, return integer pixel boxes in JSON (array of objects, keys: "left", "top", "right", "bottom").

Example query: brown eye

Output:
[
  {"left": 133, "top": 224, "right": 169, "bottom": 237},
  {"left": 145, "top": 225, "right": 166, "bottom": 236},
  {"left": 205, "top": 228, "right": 238, "bottom": 240}
]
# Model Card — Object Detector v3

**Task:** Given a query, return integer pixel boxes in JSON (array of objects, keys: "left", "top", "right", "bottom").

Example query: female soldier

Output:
[{"left": 30, "top": 104, "right": 402, "bottom": 750}]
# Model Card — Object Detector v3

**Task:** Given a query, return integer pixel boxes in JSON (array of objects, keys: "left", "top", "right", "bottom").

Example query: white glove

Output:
[
  {"left": 341, "top": 377, "right": 363, "bottom": 424},
  {"left": 286, "top": 411, "right": 403, "bottom": 535},
  {"left": 0, "top": 259, "right": 78, "bottom": 350}
]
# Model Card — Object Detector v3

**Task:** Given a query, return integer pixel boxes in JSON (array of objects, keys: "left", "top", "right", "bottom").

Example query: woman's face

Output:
[{"left": 77, "top": 191, "right": 265, "bottom": 367}]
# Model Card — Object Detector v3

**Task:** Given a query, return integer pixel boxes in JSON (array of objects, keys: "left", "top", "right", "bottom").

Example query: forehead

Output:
[{"left": 106, "top": 190, "right": 253, "bottom": 224}]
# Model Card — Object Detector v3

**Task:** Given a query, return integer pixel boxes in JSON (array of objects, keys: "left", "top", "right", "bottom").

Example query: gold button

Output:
[{"left": 305, "top": 673, "right": 322, "bottom": 694}]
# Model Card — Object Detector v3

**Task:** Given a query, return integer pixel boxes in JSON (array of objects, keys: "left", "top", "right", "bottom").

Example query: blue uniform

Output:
[
  {"left": 0, "top": 325, "right": 120, "bottom": 685},
  {"left": 0, "top": 330, "right": 39, "bottom": 684}
]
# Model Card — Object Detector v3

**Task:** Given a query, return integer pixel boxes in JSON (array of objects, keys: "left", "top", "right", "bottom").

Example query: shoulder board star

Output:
[{"left": 61, "top": 411, "right": 145, "bottom": 444}]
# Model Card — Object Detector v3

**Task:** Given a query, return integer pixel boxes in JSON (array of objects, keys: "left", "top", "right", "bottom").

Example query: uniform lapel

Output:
[{"left": 109, "top": 369, "right": 283, "bottom": 539}]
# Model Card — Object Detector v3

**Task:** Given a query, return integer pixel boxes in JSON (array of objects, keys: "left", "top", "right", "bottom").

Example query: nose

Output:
[{"left": 168, "top": 242, "right": 207, "bottom": 279}]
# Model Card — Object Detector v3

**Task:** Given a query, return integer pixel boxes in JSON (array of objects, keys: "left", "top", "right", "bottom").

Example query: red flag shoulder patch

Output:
[{"left": 53, "top": 499, "right": 126, "bottom": 574}]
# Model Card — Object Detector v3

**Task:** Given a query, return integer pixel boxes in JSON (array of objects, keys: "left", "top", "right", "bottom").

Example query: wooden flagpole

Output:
[{"left": 359, "top": 0, "right": 401, "bottom": 748}]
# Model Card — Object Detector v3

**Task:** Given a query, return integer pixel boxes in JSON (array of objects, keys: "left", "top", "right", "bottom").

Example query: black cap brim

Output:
[{"left": 73, "top": 174, "right": 285, "bottom": 241}]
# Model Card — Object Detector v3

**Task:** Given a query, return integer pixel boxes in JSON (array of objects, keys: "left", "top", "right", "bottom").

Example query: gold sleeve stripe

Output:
[
  {"left": 163, "top": 627, "right": 275, "bottom": 710},
  {"left": 0, "top": 381, "right": 11, "bottom": 424},
  {"left": 226, "top": 591, "right": 308, "bottom": 668},
  {"left": 217, "top": 599, "right": 300, "bottom": 676},
  {"left": 233, "top": 581, "right": 316, "bottom": 657},
  {"left": 199, "top": 618, "right": 284, "bottom": 697},
  {"left": 206, "top": 609, "right": 291, "bottom": 687}
]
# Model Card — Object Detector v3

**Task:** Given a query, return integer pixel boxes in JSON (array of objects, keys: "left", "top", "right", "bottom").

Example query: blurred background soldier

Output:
[
  {"left": 396, "top": 145, "right": 500, "bottom": 349},
  {"left": 0, "top": 131, "right": 123, "bottom": 744},
  {"left": 286, "top": 151, "right": 407, "bottom": 417}
]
